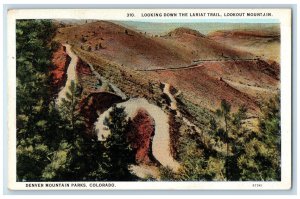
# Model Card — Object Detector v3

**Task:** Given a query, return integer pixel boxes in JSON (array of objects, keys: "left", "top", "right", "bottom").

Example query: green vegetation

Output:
[
  {"left": 161, "top": 96, "right": 280, "bottom": 181},
  {"left": 176, "top": 93, "right": 215, "bottom": 130},
  {"left": 239, "top": 95, "right": 281, "bottom": 180},
  {"left": 103, "top": 106, "right": 136, "bottom": 180},
  {"left": 16, "top": 19, "right": 59, "bottom": 181},
  {"left": 16, "top": 20, "right": 135, "bottom": 182}
]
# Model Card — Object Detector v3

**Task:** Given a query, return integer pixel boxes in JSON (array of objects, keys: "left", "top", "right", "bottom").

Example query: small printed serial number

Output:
[
  {"left": 252, "top": 183, "right": 263, "bottom": 187},
  {"left": 127, "top": 13, "right": 135, "bottom": 17}
]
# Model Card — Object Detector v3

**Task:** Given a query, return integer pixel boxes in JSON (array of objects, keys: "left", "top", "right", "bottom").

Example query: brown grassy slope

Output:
[
  {"left": 200, "top": 59, "right": 279, "bottom": 89},
  {"left": 55, "top": 21, "right": 188, "bottom": 70},
  {"left": 70, "top": 45, "right": 166, "bottom": 106},
  {"left": 148, "top": 58, "right": 279, "bottom": 116},
  {"left": 156, "top": 27, "right": 254, "bottom": 62},
  {"left": 148, "top": 67, "right": 259, "bottom": 116},
  {"left": 201, "top": 60, "right": 280, "bottom": 100},
  {"left": 54, "top": 21, "right": 279, "bottom": 117},
  {"left": 208, "top": 28, "right": 280, "bottom": 62},
  {"left": 54, "top": 21, "right": 254, "bottom": 70}
]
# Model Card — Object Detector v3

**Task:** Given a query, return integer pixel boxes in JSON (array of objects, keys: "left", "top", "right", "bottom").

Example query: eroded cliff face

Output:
[
  {"left": 79, "top": 92, "right": 123, "bottom": 135},
  {"left": 50, "top": 44, "right": 70, "bottom": 93},
  {"left": 76, "top": 58, "right": 92, "bottom": 76},
  {"left": 127, "top": 108, "right": 155, "bottom": 164},
  {"left": 75, "top": 55, "right": 125, "bottom": 135}
]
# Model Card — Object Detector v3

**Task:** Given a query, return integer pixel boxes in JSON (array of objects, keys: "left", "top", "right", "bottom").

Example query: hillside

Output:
[
  {"left": 53, "top": 20, "right": 280, "bottom": 177},
  {"left": 147, "top": 59, "right": 279, "bottom": 116},
  {"left": 156, "top": 27, "right": 253, "bottom": 62},
  {"left": 55, "top": 21, "right": 254, "bottom": 70},
  {"left": 55, "top": 21, "right": 188, "bottom": 70},
  {"left": 54, "top": 21, "right": 279, "bottom": 116},
  {"left": 208, "top": 27, "right": 280, "bottom": 62}
]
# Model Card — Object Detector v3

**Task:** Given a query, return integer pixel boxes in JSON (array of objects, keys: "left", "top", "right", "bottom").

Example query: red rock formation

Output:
[
  {"left": 76, "top": 58, "right": 92, "bottom": 75},
  {"left": 75, "top": 55, "right": 125, "bottom": 136},
  {"left": 168, "top": 114, "right": 181, "bottom": 159},
  {"left": 127, "top": 108, "right": 155, "bottom": 164},
  {"left": 50, "top": 44, "right": 70, "bottom": 91},
  {"left": 79, "top": 92, "right": 124, "bottom": 135}
]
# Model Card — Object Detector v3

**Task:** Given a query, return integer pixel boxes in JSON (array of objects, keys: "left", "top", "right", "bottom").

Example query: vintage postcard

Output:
[{"left": 7, "top": 8, "right": 292, "bottom": 190}]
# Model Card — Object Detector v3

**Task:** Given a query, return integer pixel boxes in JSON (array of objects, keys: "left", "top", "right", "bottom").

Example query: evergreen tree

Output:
[
  {"left": 16, "top": 19, "right": 57, "bottom": 181},
  {"left": 238, "top": 95, "right": 280, "bottom": 181},
  {"left": 259, "top": 94, "right": 281, "bottom": 151},
  {"left": 176, "top": 136, "right": 210, "bottom": 181},
  {"left": 103, "top": 105, "right": 136, "bottom": 180},
  {"left": 59, "top": 81, "right": 84, "bottom": 132},
  {"left": 226, "top": 105, "right": 248, "bottom": 181},
  {"left": 216, "top": 99, "right": 231, "bottom": 180},
  {"left": 16, "top": 20, "right": 108, "bottom": 181},
  {"left": 42, "top": 80, "right": 108, "bottom": 181}
]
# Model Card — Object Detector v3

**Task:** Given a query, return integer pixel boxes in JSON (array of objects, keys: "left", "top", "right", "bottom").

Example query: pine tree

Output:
[
  {"left": 59, "top": 80, "right": 84, "bottom": 132},
  {"left": 259, "top": 94, "right": 280, "bottom": 151},
  {"left": 216, "top": 99, "right": 231, "bottom": 180},
  {"left": 176, "top": 136, "right": 210, "bottom": 181},
  {"left": 16, "top": 19, "right": 57, "bottom": 181},
  {"left": 43, "top": 80, "right": 108, "bottom": 181},
  {"left": 42, "top": 80, "right": 85, "bottom": 180},
  {"left": 236, "top": 95, "right": 280, "bottom": 181},
  {"left": 103, "top": 105, "right": 136, "bottom": 180},
  {"left": 16, "top": 19, "right": 108, "bottom": 182}
]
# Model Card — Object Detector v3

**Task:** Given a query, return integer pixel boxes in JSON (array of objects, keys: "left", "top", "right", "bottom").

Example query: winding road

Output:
[
  {"left": 55, "top": 43, "right": 180, "bottom": 174},
  {"left": 56, "top": 44, "right": 78, "bottom": 106},
  {"left": 88, "top": 63, "right": 127, "bottom": 100},
  {"left": 162, "top": 82, "right": 228, "bottom": 155},
  {"left": 94, "top": 98, "right": 180, "bottom": 172},
  {"left": 136, "top": 58, "right": 260, "bottom": 72},
  {"left": 162, "top": 83, "right": 202, "bottom": 132}
]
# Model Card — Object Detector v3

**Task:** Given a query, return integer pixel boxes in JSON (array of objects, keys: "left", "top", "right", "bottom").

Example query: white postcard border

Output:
[{"left": 7, "top": 8, "right": 292, "bottom": 190}]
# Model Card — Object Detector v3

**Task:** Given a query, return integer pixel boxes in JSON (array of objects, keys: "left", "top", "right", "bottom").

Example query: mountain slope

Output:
[
  {"left": 155, "top": 27, "right": 253, "bottom": 62},
  {"left": 55, "top": 21, "right": 188, "bottom": 70},
  {"left": 208, "top": 28, "right": 280, "bottom": 62},
  {"left": 55, "top": 21, "right": 254, "bottom": 70},
  {"left": 54, "top": 20, "right": 280, "bottom": 119}
]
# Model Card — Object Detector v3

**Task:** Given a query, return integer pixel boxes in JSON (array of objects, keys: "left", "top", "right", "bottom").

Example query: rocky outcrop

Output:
[
  {"left": 79, "top": 92, "right": 124, "bottom": 135},
  {"left": 127, "top": 108, "right": 155, "bottom": 164},
  {"left": 56, "top": 44, "right": 79, "bottom": 106},
  {"left": 76, "top": 58, "right": 92, "bottom": 75},
  {"left": 50, "top": 44, "right": 71, "bottom": 93},
  {"left": 75, "top": 56, "right": 125, "bottom": 135}
]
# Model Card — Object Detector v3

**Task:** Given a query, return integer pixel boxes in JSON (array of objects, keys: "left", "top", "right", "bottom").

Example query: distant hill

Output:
[
  {"left": 208, "top": 28, "right": 280, "bottom": 62},
  {"left": 156, "top": 27, "right": 254, "bottom": 62},
  {"left": 55, "top": 21, "right": 254, "bottom": 70}
]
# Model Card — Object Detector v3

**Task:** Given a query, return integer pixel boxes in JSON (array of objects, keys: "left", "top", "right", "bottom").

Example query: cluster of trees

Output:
[
  {"left": 161, "top": 97, "right": 281, "bottom": 181},
  {"left": 80, "top": 43, "right": 104, "bottom": 51},
  {"left": 95, "top": 43, "right": 103, "bottom": 50},
  {"left": 16, "top": 20, "right": 135, "bottom": 181}
]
